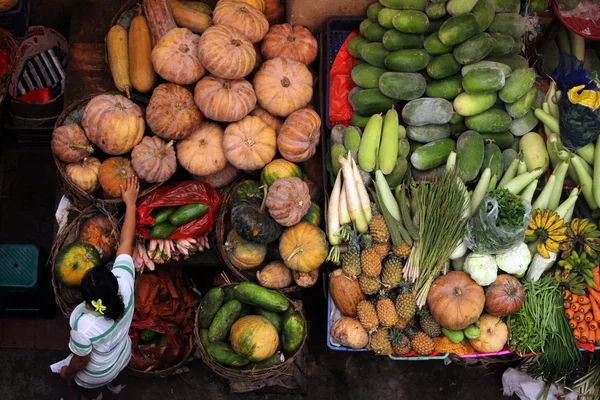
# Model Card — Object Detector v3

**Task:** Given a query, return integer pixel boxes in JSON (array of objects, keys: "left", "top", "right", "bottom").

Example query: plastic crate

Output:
[
  {"left": 0, "top": 0, "right": 29, "bottom": 39},
  {"left": 321, "top": 17, "right": 362, "bottom": 131}
]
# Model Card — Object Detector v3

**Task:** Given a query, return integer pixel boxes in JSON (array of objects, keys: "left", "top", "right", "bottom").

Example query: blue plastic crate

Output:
[
  {"left": 321, "top": 17, "right": 362, "bottom": 131},
  {"left": 0, "top": 244, "right": 38, "bottom": 288},
  {"left": 0, "top": 0, "right": 29, "bottom": 39}
]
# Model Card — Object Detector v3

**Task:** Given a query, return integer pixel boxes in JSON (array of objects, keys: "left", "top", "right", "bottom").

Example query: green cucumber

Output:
[
  {"left": 152, "top": 206, "right": 177, "bottom": 226},
  {"left": 352, "top": 113, "right": 371, "bottom": 128},
  {"left": 456, "top": 130, "right": 484, "bottom": 182},
  {"left": 344, "top": 126, "right": 362, "bottom": 159},
  {"left": 492, "top": 0, "right": 520, "bottom": 12},
  {"left": 385, "top": 49, "right": 430, "bottom": 72},
  {"left": 380, "top": 0, "right": 427, "bottom": 9},
  {"left": 426, "top": 2, "right": 447, "bottom": 19},
  {"left": 502, "top": 148, "right": 518, "bottom": 171},
  {"left": 379, "top": 72, "right": 427, "bottom": 100},
  {"left": 352, "top": 63, "right": 387, "bottom": 88},
  {"left": 470, "top": 0, "right": 495, "bottom": 32},
  {"left": 488, "top": 13, "right": 525, "bottom": 39},
  {"left": 360, "top": 19, "right": 373, "bottom": 36},
  {"left": 331, "top": 143, "right": 346, "bottom": 175},
  {"left": 350, "top": 88, "right": 397, "bottom": 116},
  {"left": 424, "top": 19, "right": 446, "bottom": 34},
  {"left": 200, "top": 329, "right": 210, "bottom": 350},
  {"left": 255, "top": 308, "right": 283, "bottom": 332},
  {"left": 483, "top": 142, "right": 504, "bottom": 180},
  {"left": 347, "top": 36, "right": 370, "bottom": 59},
  {"left": 364, "top": 22, "right": 388, "bottom": 42},
  {"left": 382, "top": 30, "right": 424, "bottom": 50},
  {"left": 425, "top": 75, "right": 464, "bottom": 99},
  {"left": 412, "top": 164, "right": 447, "bottom": 181},
  {"left": 507, "top": 39, "right": 522, "bottom": 55},
  {"left": 392, "top": 10, "right": 430, "bottom": 33},
  {"left": 242, "top": 352, "right": 284, "bottom": 370},
  {"left": 386, "top": 157, "right": 409, "bottom": 185},
  {"left": 452, "top": 32, "right": 493, "bottom": 64},
  {"left": 169, "top": 203, "right": 209, "bottom": 226},
  {"left": 462, "top": 67, "right": 505, "bottom": 93},
  {"left": 505, "top": 86, "right": 537, "bottom": 118},
  {"left": 223, "top": 285, "right": 236, "bottom": 302},
  {"left": 379, "top": 8, "right": 400, "bottom": 28},
  {"left": 485, "top": 54, "right": 527, "bottom": 71},
  {"left": 348, "top": 86, "right": 362, "bottom": 105},
  {"left": 461, "top": 60, "right": 511, "bottom": 77},
  {"left": 499, "top": 68, "right": 535, "bottom": 104},
  {"left": 488, "top": 32, "right": 515, "bottom": 56},
  {"left": 150, "top": 221, "right": 178, "bottom": 239},
  {"left": 480, "top": 132, "right": 514, "bottom": 149},
  {"left": 360, "top": 42, "right": 390, "bottom": 68},
  {"left": 281, "top": 312, "right": 305, "bottom": 355},
  {"left": 446, "top": 0, "right": 478, "bottom": 15},
  {"left": 427, "top": 53, "right": 461, "bottom": 79},
  {"left": 453, "top": 91, "right": 497, "bottom": 116},
  {"left": 198, "top": 287, "right": 225, "bottom": 329},
  {"left": 206, "top": 341, "right": 249, "bottom": 367},
  {"left": 509, "top": 109, "right": 539, "bottom": 137},
  {"left": 410, "top": 140, "right": 424, "bottom": 153},
  {"left": 423, "top": 32, "right": 454, "bottom": 55},
  {"left": 465, "top": 109, "right": 512, "bottom": 133},
  {"left": 410, "top": 138, "right": 456, "bottom": 170},
  {"left": 438, "top": 13, "right": 479, "bottom": 46},
  {"left": 399, "top": 138, "right": 411, "bottom": 158},
  {"left": 406, "top": 124, "right": 451, "bottom": 143},
  {"left": 208, "top": 299, "right": 242, "bottom": 342},
  {"left": 368, "top": 2, "right": 385, "bottom": 21},
  {"left": 402, "top": 97, "right": 454, "bottom": 126},
  {"left": 233, "top": 281, "right": 290, "bottom": 312},
  {"left": 449, "top": 120, "right": 468, "bottom": 137}
]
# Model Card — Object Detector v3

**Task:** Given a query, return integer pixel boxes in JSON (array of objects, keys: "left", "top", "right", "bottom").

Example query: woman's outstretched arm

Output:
[{"left": 117, "top": 176, "right": 139, "bottom": 257}]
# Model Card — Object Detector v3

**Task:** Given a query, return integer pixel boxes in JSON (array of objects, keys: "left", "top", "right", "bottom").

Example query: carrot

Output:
[
  {"left": 564, "top": 300, "right": 571, "bottom": 309},
  {"left": 579, "top": 295, "right": 591, "bottom": 305},
  {"left": 577, "top": 321, "right": 589, "bottom": 337},
  {"left": 590, "top": 294, "right": 600, "bottom": 322},
  {"left": 580, "top": 303, "right": 592, "bottom": 314},
  {"left": 570, "top": 319, "right": 578, "bottom": 329},
  {"left": 574, "top": 331, "right": 581, "bottom": 341},
  {"left": 565, "top": 308, "right": 575, "bottom": 319},
  {"left": 587, "top": 287, "right": 600, "bottom": 307},
  {"left": 590, "top": 320, "right": 598, "bottom": 330},
  {"left": 570, "top": 294, "right": 580, "bottom": 303},
  {"left": 575, "top": 312, "right": 585, "bottom": 322},
  {"left": 596, "top": 337, "right": 600, "bottom": 346},
  {"left": 585, "top": 311, "right": 594, "bottom": 322},
  {"left": 592, "top": 266, "right": 600, "bottom": 287},
  {"left": 564, "top": 289, "right": 572, "bottom": 300},
  {"left": 571, "top": 302, "right": 581, "bottom": 312},
  {"left": 589, "top": 329, "right": 596, "bottom": 344}
]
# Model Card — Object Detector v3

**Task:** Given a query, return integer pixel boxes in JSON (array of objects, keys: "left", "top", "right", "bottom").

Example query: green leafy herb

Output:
[{"left": 488, "top": 189, "right": 526, "bottom": 228}]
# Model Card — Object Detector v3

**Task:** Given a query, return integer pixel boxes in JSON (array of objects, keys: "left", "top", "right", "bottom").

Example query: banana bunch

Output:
[{"left": 557, "top": 250, "right": 596, "bottom": 294}]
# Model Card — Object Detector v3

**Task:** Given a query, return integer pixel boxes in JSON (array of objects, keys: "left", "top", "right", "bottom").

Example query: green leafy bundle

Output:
[{"left": 488, "top": 189, "right": 526, "bottom": 228}]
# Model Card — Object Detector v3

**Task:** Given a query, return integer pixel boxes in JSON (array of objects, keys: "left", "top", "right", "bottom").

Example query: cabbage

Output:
[
  {"left": 463, "top": 253, "right": 498, "bottom": 286},
  {"left": 495, "top": 242, "right": 531, "bottom": 278}
]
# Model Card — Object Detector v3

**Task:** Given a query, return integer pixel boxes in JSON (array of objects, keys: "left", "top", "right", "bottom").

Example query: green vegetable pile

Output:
[{"left": 488, "top": 189, "right": 526, "bottom": 227}]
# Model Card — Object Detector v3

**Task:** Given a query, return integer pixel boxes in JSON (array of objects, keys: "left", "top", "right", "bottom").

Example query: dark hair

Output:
[{"left": 81, "top": 266, "right": 125, "bottom": 321}]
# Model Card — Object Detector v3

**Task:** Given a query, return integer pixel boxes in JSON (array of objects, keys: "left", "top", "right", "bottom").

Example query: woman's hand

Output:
[
  {"left": 60, "top": 366, "right": 73, "bottom": 380},
  {"left": 120, "top": 176, "right": 139, "bottom": 207}
]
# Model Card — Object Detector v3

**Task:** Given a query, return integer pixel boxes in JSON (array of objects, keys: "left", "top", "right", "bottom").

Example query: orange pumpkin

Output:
[
  {"left": 223, "top": 115, "right": 276, "bottom": 171},
  {"left": 131, "top": 136, "right": 177, "bottom": 183},
  {"left": 198, "top": 25, "right": 256, "bottom": 79},
  {"left": 193, "top": 75, "right": 256, "bottom": 122},
  {"left": 78, "top": 215, "right": 118, "bottom": 262},
  {"left": 146, "top": 83, "right": 202, "bottom": 140},
  {"left": 52, "top": 124, "right": 94, "bottom": 163},
  {"left": 81, "top": 94, "right": 145, "bottom": 155},
  {"left": 98, "top": 157, "right": 137, "bottom": 198},
  {"left": 261, "top": 24, "right": 318, "bottom": 65},
  {"left": 176, "top": 121, "right": 227, "bottom": 176},
  {"left": 250, "top": 107, "right": 283, "bottom": 135},
  {"left": 66, "top": 157, "right": 101, "bottom": 194},
  {"left": 265, "top": 177, "right": 310, "bottom": 226},
  {"left": 279, "top": 221, "right": 328, "bottom": 272},
  {"left": 213, "top": 1, "right": 269, "bottom": 44},
  {"left": 263, "top": 0, "right": 285, "bottom": 25},
  {"left": 253, "top": 57, "right": 313, "bottom": 117},
  {"left": 191, "top": 162, "right": 240, "bottom": 189},
  {"left": 218, "top": 0, "right": 265, "bottom": 11},
  {"left": 277, "top": 107, "right": 321, "bottom": 162},
  {"left": 151, "top": 27, "right": 205, "bottom": 84}
]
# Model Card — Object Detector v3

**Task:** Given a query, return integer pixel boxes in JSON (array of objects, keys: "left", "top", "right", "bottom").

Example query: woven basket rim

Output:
[
  {"left": 0, "top": 27, "right": 19, "bottom": 94},
  {"left": 193, "top": 283, "right": 307, "bottom": 382}
]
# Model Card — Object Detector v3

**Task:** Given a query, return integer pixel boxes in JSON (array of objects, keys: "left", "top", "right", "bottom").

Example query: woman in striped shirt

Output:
[{"left": 59, "top": 176, "right": 139, "bottom": 400}]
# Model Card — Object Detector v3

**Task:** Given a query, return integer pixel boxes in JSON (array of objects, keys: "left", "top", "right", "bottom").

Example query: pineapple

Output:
[
  {"left": 389, "top": 328, "right": 411, "bottom": 355},
  {"left": 419, "top": 308, "right": 441, "bottom": 338},
  {"left": 361, "top": 247, "right": 382, "bottom": 277},
  {"left": 358, "top": 274, "right": 381, "bottom": 295},
  {"left": 394, "top": 318, "right": 408, "bottom": 330},
  {"left": 370, "top": 327, "right": 392, "bottom": 355},
  {"left": 359, "top": 233, "right": 373, "bottom": 250},
  {"left": 395, "top": 281, "right": 417, "bottom": 320},
  {"left": 392, "top": 242, "right": 411, "bottom": 258},
  {"left": 381, "top": 256, "right": 403, "bottom": 288},
  {"left": 405, "top": 326, "right": 434, "bottom": 356},
  {"left": 356, "top": 300, "right": 379, "bottom": 332},
  {"left": 376, "top": 293, "right": 399, "bottom": 327},
  {"left": 372, "top": 242, "right": 390, "bottom": 260},
  {"left": 369, "top": 214, "right": 390, "bottom": 243},
  {"left": 341, "top": 236, "right": 361, "bottom": 277}
]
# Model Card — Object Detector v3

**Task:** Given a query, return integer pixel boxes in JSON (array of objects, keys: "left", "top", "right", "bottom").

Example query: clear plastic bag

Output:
[{"left": 464, "top": 196, "right": 531, "bottom": 254}]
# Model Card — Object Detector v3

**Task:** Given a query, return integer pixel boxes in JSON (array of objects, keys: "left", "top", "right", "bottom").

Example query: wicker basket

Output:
[
  {"left": 215, "top": 181, "right": 306, "bottom": 294},
  {"left": 53, "top": 93, "right": 164, "bottom": 210},
  {"left": 194, "top": 283, "right": 307, "bottom": 383},
  {"left": 50, "top": 204, "right": 121, "bottom": 317},
  {"left": 0, "top": 27, "right": 18, "bottom": 98}
]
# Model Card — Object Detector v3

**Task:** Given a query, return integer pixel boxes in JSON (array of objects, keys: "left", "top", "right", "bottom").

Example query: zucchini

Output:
[
  {"left": 352, "top": 63, "right": 387, "bottom": 88},
  {"left": 242, "top": 352, "right": 284, "bottom": 370},
  {"left": 198, "top": 287, "right": 225, "bottom": 329},
  {"left": 470, "top": 0, "right": 495, "bottom": 32},
  {"left": 350, "top": 88, "right": 397, "bottom": 116},
  {"left": 485, "top": 54, "right": 527, "bottom": 71},
  {"left": 453, "top": 91, "right": 497, "bottom": 116},
  {"left": 364, "top": 22, "right": 388, "bottom": 42},
  {"left": 255, "top": 308, "right": 283, "bottom": 332},
  {"left": 483, "top": 142, "right": 504, "bottom": 180},
  {"left": 446, "top": 0, "right": 478, "bottom": 15},
  {"left": 281, "top": 312, "right": 305, "bottom": 355},
  {"left": 499, "top": 68, "right": 535, "bottom": 104},
  {"left": 379, "top": 109, "right": 401, "bottom": 174},
  {"left": 352, "top": 113, "right": 371, "bottom": 128},
  {"left": 200, "top": 329, "right": 210, "bottom": 350},
  {"left": 425, "top": 75, "right": 464, "bottom": 99},
  {"left": 510, "top": 109, "right": 539, "bottom": 137},
  {"left": 456, "top": 130, "right": 484, "bottom": 182},
  {"left": 423, "top": 32, "right": 454, "bottom": 55},
  {"left": 206, "top": 341, "right": 249, "bottom": 367},
  {"left": 438, "top": 13, "right": 479, "bottom": 46},
  {"left": 461, "top": 60, "right": 511, "bottom": 77},
  {"left": 382, "top": 30, "right": 424, "bottom": 51},
  {"left": 150, "top": 221, "right": 178, "bottom": 239},
  {"left": 385, "top": 49, "right": 430, "bottom": 72},
  {"left": 344, "top": 126, "right": 362, "bottom": 160},
  {"left": 386, "top": 157, "right": 409, "bottom": 185},
  {"left": 427, "top": 53, "right": 461, "bottom": 79},
  {"left": 223, "top": 285, "right": 236, "bottom": 302},
  {"left": 169, "top": 203, "right": 209, "bottom": 226},
  {"left": 367, "top": 2, "right": 385, "bottom": 21},
  {"left": 208, "top": 299, "right": 242, "bottom": 342},
  {"left": 410, "top": 138, "right": 455, "bottom": 170},
  {"left": 488, "top": 32, "right": 515, "bottom": 56},
  {"left": 411, "top": 164, "right": 447, "bottom": 182},
  {"left": 426, "top": 2, "right": 447, "bottom": 19},
  {"left": 452, "top": 32, "right": 493, "bottom": 65},
  {"left": 424, "top": 19, "right": 446, "bottom": 34},
  {"left": 380, "top": 0, "right": 427, "bottom": 9},
  {"left": 462, "top": 67, "right": 505, "bottom": 93},
  {"left": 406, "top": 124, "right": 451, "bottom": 143},
  {"left": 505, "top": 86, "right": 537, "bottom": 118},
  {"left": 347, "top": 36, "right": 370, "bottom": 59},
  {"left": 379, "top": 72, "right": 427, "bottom": 100},
  {"left": 331, "top": 143, "right": 346, "bottom": 175},
  {"left": 398, "top": 138, "right": 411, "bottom": 158},
  {"left": 360, "top": 42, "right": 390, "bottom": 68},
  {"left": 402, "top": 97, "right": 454, "bottom": 126},
  {"left": 152, "top": 206, "right": 177, "bottom": 226},
  {"left": 488, "top": 13, "right": 525, "bottom": 39},
  {"left": 465, "top": 109, "right": 512, "bottom": 133},
  {"left": 480, "top": 132, "right": 515, "bottom": 149},
  {"left": 392, "top": 10, "right": 430, "bottom": 33},
  {"left": 233, "top": 281, "right": 290, "bottom": 313},
  {"left": 379, "top": 8, "right": 400, "bottom": 28},
  {"left": 359, "top": 114, "right": 384, "bottom": 172}
]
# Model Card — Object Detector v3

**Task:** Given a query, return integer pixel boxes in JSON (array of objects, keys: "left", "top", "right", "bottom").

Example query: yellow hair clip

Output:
[{"left": 92, "top": 299, "right": 106, "bottom": 314}]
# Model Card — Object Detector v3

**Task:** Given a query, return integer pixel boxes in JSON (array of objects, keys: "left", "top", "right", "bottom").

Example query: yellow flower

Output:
[{"left": 92, "top": 299, "right": 106, "bottom": 314}]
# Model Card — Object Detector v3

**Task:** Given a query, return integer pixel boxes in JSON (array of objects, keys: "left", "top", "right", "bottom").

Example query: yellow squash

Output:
[
  {"left": 106, "top": 25, "right": 131, "bottom": 97},
  {"left": 170, "top": 0, "right": 212, "bottom": 33},
  {"left": 128, "top": 9, "right": 157, "bottom": 93}
]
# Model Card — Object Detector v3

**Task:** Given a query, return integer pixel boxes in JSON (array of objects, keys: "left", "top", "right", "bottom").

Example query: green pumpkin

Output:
[
  {"left": 260, "top": 159, "right": 304, "bottom": 187},
  {"left": 302, "top": 202, "right": 322, "bottom": 226},
  {"left": 229, "top": 180, "right": 263, "bottom": 207},
  {"left": 231, "top": 196, "right": 283, "bottom": 244},
  {"left": 55, "top": 241, "right": 101, "bottom": 287}
]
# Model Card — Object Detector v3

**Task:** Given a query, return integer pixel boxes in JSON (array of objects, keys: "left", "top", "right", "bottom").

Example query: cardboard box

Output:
[{"left": 286, "top": 0, "right": 372, "bottom": 32}]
